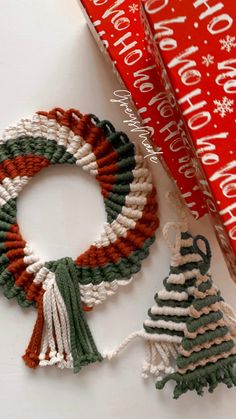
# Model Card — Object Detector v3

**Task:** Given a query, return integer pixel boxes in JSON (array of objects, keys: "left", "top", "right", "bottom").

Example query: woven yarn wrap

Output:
[{"left": 0, "top": 108, "right": 159, "bottom": 371}]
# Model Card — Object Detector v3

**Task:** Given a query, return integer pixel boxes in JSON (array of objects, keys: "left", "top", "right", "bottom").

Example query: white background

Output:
[{"left": 0, "top": 1, "right": 235, "bottom": 418}]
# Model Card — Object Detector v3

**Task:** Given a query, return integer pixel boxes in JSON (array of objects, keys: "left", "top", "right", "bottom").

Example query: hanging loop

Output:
[{"left": 193, "top": 235, "right": 212, "bottom": 275}]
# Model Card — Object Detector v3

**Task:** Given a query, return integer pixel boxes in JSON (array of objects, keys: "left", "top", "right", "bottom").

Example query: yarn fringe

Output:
[
  {"left": 53, "top": 258, "right": 102, "bottom": 372},
  {"left": 103, "top": 331, "right": 179, "bottom": 379},
  {"left": 142, "top": 340, "right": 179, "bottom": 379},
  {"left": 156, "top": 355, "right": 236, "bottom": 399},
  {"left": 23, "top": 289, "right": 44, "bottom": 368},
  {"left": 23, "top": 258, "right": 102, "bottom": 372}
]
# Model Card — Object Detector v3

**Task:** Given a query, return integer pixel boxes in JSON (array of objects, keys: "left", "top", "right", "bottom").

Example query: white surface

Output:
[{"left": 0, "top": 1, "right": 235, "bottom": 418}]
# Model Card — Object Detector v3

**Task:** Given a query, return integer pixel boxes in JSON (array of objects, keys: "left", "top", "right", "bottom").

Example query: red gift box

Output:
[
  {"left": 142, "top": 0, "right": 236, "bottom": 279},
  {"left": 78, "top": 0, "right": 207, "bottom": 220}
]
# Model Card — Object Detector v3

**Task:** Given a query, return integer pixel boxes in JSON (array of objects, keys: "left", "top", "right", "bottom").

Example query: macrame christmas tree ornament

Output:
[
  {"left": 0, "top": 108, "right": 159, "bottom": 373},
  {"left": 154, "top": 223, "right": 236, "bottom": 398},
  {"left": 104, "top": 219, "right": 236, "bottom": 398},
  {"left": 141, "top": 223, "right": 199, "bottom": 381}
]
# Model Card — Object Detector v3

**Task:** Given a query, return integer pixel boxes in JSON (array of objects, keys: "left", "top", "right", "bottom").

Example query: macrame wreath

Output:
[{"left": 0, "top": 108, "right": 159, "bottom": 372}]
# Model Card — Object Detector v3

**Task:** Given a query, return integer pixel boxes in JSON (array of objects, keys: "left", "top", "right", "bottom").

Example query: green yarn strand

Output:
[{"left": 54, "top": 257, "right": 102, "bottom": 373}]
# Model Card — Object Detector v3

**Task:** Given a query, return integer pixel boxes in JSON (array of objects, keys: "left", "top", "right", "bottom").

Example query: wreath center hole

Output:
[{"left": 17, "top": 165, "right": 106, "bottom": 262}]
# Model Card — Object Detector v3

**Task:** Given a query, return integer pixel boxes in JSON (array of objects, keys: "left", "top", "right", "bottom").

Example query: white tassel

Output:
[
  {"left": 142, "top": 341, "right": 178, "bottom": 378},
  {"left": 38, "top": 272, "right": 73, "bottom": 369}
]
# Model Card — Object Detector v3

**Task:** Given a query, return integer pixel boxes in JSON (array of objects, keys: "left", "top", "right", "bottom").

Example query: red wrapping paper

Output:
[{"left": 142, "top": 0, "right": 236, "bottom": 279}]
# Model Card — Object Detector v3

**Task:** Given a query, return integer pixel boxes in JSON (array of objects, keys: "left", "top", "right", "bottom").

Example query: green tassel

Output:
[{"left": 54, "top": 257, "right": 103, "bottom": 373}]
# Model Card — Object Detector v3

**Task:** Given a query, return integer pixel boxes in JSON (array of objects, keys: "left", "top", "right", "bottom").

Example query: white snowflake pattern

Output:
[
  {"left": 202, "top": 54, "right": 214, "bottom": 67},
  {"left": 219, "top": 35, "right": 236, "bottom": 53},
  {"left": 128, "top": 3, "right": 139, "bottom": 13},
  {"left": 213, "top": 96, "right": 234, "bottom": 118}
]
